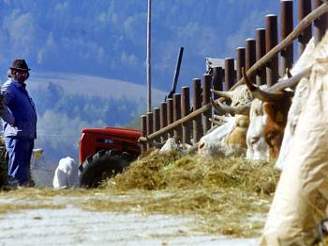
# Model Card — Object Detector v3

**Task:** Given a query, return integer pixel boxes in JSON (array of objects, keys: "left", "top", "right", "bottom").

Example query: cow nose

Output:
[
  {"left": 250, "top": 137, "right": 259, "bottom": 145},
  {"left": 199, "top": 142, "right": 205, "bottom": 149}
]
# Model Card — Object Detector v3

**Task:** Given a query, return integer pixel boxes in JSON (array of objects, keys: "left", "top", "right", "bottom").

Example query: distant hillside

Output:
[
  {"left": 27, "top": 72, "right": 166, "bottom": 165},
  {"left": 30, "top": 72, "right": 166, "bottom": 103}
]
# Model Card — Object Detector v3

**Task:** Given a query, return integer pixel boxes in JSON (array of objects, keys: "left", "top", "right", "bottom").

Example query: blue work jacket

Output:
[{"left": 1, "top": 79, "right": 37, "bottom": 139}]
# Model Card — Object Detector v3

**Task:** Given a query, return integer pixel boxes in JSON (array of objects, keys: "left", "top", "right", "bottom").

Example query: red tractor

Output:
[
  {"left": 78, "top": 127, "right": 141, "bottom": 188},
  {"left": 77, "top": 47, "right": 183, "bottom": 188}
]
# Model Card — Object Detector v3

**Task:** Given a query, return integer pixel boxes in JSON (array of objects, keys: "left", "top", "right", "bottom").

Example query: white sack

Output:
[
  {"left": 260, "top": 58, "right": 328, "bottom": 245},
  {"left": 276, "top": 37, "right": 315, "bottom": 170},
  {"left": 53, "top": 156, "right": 79, "bottom": 189}
]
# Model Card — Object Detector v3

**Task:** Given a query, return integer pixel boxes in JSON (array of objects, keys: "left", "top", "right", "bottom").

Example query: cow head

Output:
[
  {"left": 198, "top": 114, "right": 249, "bottom": 157},
  {"left": 246, "top": 96, "right": 291, "bottom": 161},
  {"left": 198, "top": 84, "right": 252, "bottom": 157},
  {"left": 244, "top": 69, "right": 306, "bottom": 161}
]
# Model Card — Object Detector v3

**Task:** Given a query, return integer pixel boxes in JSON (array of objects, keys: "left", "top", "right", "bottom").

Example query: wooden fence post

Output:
[
  {"left": 246, "top": 38, "right": 256, "bottom": 84},
  {"left": 160, "top": 102, "right": 168, "bottom": 143},
  {"left": 212, "top": 67, "right": 224, "bottom": 99},
  {"left": 224, "top": 58, "right": 235, "bottom": 90},
  {"left": 281, "top": 0, "right": 294, "bottom": 75},
  {"left": 173, "top": 93, "right": 182, "bottom": 140},
  {"left": 298, "top": 0, "right": 312, "bottom": 53},
  {"left": 236, "top": 47, "right": 245, "bottom": 81},
  {"left": 256, "top": 28, "right": 266, "bottom": 85},
  {"left": 192, "top": 78, "right": 202, "bottom": 143},
  {"left": 140, "top": 115, "right": 147, "bottom": 152},
  {"left": 202, "top": 74, "right": 212, "bottom": 134},
  {"left": 167, "top": 98, "right": 174, "bottom": 138},
  {"left": 265, "top": 14, "right": 279, "bottom": 86},
  {"left": 146, "top": 111, "right": 153, "bottom": 150},
  {"left": 181, "top": 86, "right": 191, "bottom": 144},
  {"left": 153, "top": 107, "right": 160, "bottom": 143}
]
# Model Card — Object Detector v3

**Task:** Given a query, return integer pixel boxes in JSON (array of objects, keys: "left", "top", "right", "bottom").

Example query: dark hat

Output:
[{"left": 10, "top": 59, "right": 31, "bottom": 71}]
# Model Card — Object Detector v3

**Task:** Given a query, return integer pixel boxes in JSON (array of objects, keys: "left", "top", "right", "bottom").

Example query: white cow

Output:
[
  {"left": 53, "top": 156, "right": 79, "bottom": 189},
  {"left": 198, "top": 84, "right": 252, "bottom": 157},
  {"left": 159, "top": 138, "right": 179, "bottom": 153},
  {"left": 261, "top": 32, "right": 328, "bottom": 244},
  {"left": 198, "top": 115, "right": 249, "bottom": 156},
  {"left": 159, "top": 137, "right": 194, "bottom": 154},
  {"left": 276, "top": 37, "right": 323, "bottom": 169}
]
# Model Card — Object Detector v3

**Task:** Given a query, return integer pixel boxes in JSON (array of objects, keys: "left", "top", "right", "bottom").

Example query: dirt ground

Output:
[{"left": 0, "top": 193, "right": 258, "bottom": 246}]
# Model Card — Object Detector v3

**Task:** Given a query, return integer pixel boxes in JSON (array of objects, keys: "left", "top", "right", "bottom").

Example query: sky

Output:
[{"left": 0, "top": 0, "right": 282, "bottom": 92}]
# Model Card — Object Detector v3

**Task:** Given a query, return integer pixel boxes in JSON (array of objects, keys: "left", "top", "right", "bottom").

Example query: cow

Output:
[
  {"left": 245, "top": 38, "right": 316, "bottom": 161},
  {"left": 197, "top": 84, "right": 252, "bottom": 157},
  {"left": 159, "top": 137, "right": 194, "bottom": 154}
]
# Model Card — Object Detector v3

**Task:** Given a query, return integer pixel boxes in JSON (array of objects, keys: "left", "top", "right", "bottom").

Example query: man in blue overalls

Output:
[{"left": 1, "top": 59, "right": 37, "bottom": 186}]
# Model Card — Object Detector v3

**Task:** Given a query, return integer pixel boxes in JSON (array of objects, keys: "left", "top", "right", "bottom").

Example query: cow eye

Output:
[
  {"left": 266, "top": 131, "right": 277, "bottom": 143},
  {"left": 250, "top": 137, "right": 259, "bottom": 145},
  {"left": 267, "top": 132, "right": 274, "bottom": 139}
]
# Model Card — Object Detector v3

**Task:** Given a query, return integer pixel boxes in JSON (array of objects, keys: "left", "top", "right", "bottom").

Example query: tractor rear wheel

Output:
[{"left": 79, "top": 150, "right": 132, "bottom": 188}]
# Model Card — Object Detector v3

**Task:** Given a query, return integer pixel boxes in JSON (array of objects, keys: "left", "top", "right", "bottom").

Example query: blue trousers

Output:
[{"left": 4, "top": 137, "right": 34, "bottom": 186}]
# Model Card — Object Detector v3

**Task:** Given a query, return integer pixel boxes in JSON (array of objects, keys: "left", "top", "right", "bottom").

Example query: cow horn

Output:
[
  {"left": 269, "top": 66, "right": 312, "bottom": 92},
  {"left": 209, "top": 116, "right": 229, "bottom": 126},
  {"left": 242, "top": 67, "right": 285, "bottom": 102},
  {"left": 211, "top": 97, "right": 250, "bottom": 115},
  {"left": 209, "top": 117, "right": 222, "bottom": 126},
  {"left": 211, "top": 89, "right": 232, "bottom": 99},
  {"left": 242, "top": 67, "right": 257, "bottom": 92},
  {"left": 213, "top": 114, "right": 231, "bottom": 122},
  {"left": 286, "top": 68, "right": 292, "bottom": 78}
]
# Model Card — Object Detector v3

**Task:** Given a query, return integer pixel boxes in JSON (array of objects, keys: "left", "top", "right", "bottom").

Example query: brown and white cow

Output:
[{"left": 246, "top": 37, "right": 316, "bottom": 162}]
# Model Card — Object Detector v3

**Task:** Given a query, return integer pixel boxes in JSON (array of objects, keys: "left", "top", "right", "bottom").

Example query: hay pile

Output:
[
  {"left": 95, "top": 150, "right": 280, "bottom": 237},
  {"left": 105, "top": 150, "right": 278, "bottom": 194}
]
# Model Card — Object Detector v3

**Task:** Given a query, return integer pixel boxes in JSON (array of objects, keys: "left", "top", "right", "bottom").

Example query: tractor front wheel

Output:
[{"left": 79, "top": 150, "right": 132, "bottom": 188}]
